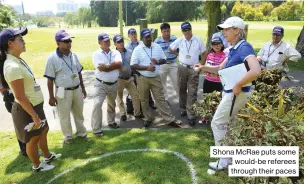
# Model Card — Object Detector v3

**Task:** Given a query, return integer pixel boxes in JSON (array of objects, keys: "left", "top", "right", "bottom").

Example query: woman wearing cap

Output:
[
  {"left": 202, "top": 36, "right": 226, "bottom": 93},
  {"left": 0, "top": 28, "right": 61, "bottom": 172},
  {"left": 195, "top": 17, "right": 261, "bottom": 171}
]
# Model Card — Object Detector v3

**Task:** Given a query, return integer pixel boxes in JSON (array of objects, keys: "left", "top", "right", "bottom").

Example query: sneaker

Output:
[
  {"left": 180, "top": 111, "right": 187, "bottom": 117},
  {"left": 143, "top": 120, "right": 153, "bottom": 127},
  {"left": 64, "top": 139, "right": 73, "bottom": 144},
  {"left": 32, "top": 162, "right": 55, "bottom": 172},
  {"left": 43, "top": 153, "right": 62, "bottom": 164},
  {"left": 167, "top": 120, "right": 182, "bottom": 128},
  {"left": 109, "top": 122, "right": 120, "bottom": 129},
  {"left": 208, "top": 160, "right": 227, "bottom": 171},
  {"left": 94, "top": 132, "right": 104, "bottom": 137},
  {"left": 120, "top": 115, "right": 127, "bottom": 121}
]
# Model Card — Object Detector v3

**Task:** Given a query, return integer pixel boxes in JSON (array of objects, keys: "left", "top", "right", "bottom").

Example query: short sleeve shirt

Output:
[
  {"left": 169, "top": 35, "right": 206, "bottom": 66},
  {"left": 130, "top": 42, "right": 166, "bottom": 77},
  {"left": 224, "top": 40, "right": 255, "bottom": 93},
  {"left": 44, "top": 48, "right": 83, "bottom": 88},
  {"left": 4, "top": 54, "right": 44, "bottom": 106},
  {"left": 92, "top": 49, "right": 122, "bottom": 82},
  {"left": 154, "top": 35, "right": 177, "bottom": 63}
]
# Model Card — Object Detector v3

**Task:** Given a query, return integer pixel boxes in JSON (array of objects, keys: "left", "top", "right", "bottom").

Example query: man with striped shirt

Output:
[
  {"left": 131, "top": 28, "right": 182, "bottom": 128},
  {"left": 154, "top": 23, "right": 179, "bottom": 103}
]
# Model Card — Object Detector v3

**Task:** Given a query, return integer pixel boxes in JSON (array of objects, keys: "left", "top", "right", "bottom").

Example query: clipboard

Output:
[{"left": 217, "top": 62, "right": 252, "bottom": 91}]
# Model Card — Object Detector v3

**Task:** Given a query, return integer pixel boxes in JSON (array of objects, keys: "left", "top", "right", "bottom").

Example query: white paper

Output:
[
  {"left": 218, "top": 63, "right": 252, "bottom": 91},
  {"left": 56, "top": 87, "right": 65, "bottom": 99}
]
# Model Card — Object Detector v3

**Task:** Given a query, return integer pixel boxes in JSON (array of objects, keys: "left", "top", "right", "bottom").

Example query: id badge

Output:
[
  {"left": 34, "top": 84, "right": 41, "bottom": 92},
  {"left": 71, "top": 74, "right": 78, "bottom": 79},
  {"left": 186, "top": 55, "right": 191, "bottom": 59}
]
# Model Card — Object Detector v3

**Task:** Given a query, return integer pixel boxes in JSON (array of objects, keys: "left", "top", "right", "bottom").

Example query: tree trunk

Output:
[
  {"left": 296, "top": 26, "right": 304, "bottom": 57},
  {"left": 205, "top": 1, "right": 221, "bottom": 51}
]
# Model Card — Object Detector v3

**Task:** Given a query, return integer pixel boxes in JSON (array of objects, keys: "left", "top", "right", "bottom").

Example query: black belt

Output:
[
  {"left": 96, "top": 78, "right": 117, "bottom": 85},
  {"left": 180, "top": 63, "right": 194, "bottom": 69},
  {"left": 119, "top": 76, "right": 131, "bottom": 80},
  {"left": 56, "top": 85, "right": 79, "bottom": 90}
]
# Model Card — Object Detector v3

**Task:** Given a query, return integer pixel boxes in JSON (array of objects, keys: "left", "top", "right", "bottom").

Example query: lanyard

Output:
[
  {"left": 268, "top": 42, "right": 282, "bottom": 58},
  {"left": 143, "top": 46, "right": 153, "bottom": 60},
  {"left": 61, "top": 54, "right": 74, "bottom": 73},
  {"left": 122, "top": 52, "right": 126, "bottom": 65},
  {"left": 185, "top": 40, "right": 193, "bottom": 54},
  {"left": 19, "top": 58, "right": 36, "bottom": 83},
  {"left": 102, "top": 51, "right": 112, "bottom": 64}
]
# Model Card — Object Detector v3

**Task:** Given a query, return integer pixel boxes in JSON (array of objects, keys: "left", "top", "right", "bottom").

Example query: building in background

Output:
[
  {"left": 36, "top": 10, "right": 54, "bottom": 17},
  {"left": 56, "top": 1, "right": 89, "bottom": 13}
]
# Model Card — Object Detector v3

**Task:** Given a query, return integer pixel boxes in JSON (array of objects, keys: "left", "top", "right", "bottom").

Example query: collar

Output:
[
  {"left": 233, "top": 39, "right": 245, "bottom": 50},
  {"left": 6, "top": 54, "right": 19, "bottom": 61},
  {"left": 131, "top": 41, "right": 139, "bottom": 45},
  {"left": 161, "top": 36, "right": 172, "bottom": 42},
  {"left": 271, "top": 40, "right": 282, "bottom": 47},
  {"left": 56, "top": 48, "right": 71, "bottom": 58},
  {"left": 116, "top": 47, "right": 127, "bottom": 53},
  {"left": 182, "top": 35, "right": 194, "bottom": 41},
  {"left": 141, "top": 42, "right": 153, "bottom": 49},
  {"left": 100, "top": 48, "right": 111, "bottom": 54}
]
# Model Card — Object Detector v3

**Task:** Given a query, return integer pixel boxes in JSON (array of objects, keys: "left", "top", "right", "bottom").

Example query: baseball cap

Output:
[
  {"left": 140, "top": 28, "right": 151, "bottom": 38},
  {"left": 0, "top": 28, "right": 27, "bottom": 45},
  {"left": 211, "top": 36, "right": 223, "bottom": 44},
  {"left": 55, "top": 30, "right": 74, "bottom": 42},
  {"left": 217, "top": 16, "right": 245, "bottom": 30},
  {"left": 272, "top": 26, "right": 284, "bottom": 35},
  {"left": 128, "top": 28, "right": 137, "bottom": 35},
  {"left": 181, "top": 22, "right": 192, "bottom": 31},
  {"left": 98, "top": 33, "right": 110, "bottom": 42},
  {"left": 113, "top": 34, "right": 124, "bottom": 43}
]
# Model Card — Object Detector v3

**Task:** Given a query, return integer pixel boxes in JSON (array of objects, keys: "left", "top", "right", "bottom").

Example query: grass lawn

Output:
[
  {"left": 21, "top": 21, "right": 304, "bottom": 78},
  {"left": 0, "top": 129, "right": 238, "bottom": 184}
]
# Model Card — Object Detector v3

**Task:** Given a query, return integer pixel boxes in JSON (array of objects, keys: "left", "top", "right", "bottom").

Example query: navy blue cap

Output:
[
  {"left": 113, "top": 34, "right": 124, "bottom": 43},
  {"left": 98, "top": 33, "right": 110, "bottom": 42},
  {"left": 128, "top": 28, "right": 137, "bottom": 35},
  {"left": 181, "top": 22, "right": 192, "bottom": 31},
  {"left": 55, "top": 29, "right": 74, "bottom": 42},
  {"left": 140, "top": 28, "right": 151, "bottom": 38},
  {"left": 211, "top": 36, "right": 223, "bottom": 44},
  {"left": 273, "top": 26, "right": 284, "bottom": 35},
  {"left": 0, "top": 28, "right": 27, "bottom": 46}
]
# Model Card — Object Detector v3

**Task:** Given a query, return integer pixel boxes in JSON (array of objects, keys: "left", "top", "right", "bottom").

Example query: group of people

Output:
[{"left": 0, "top": 16, "right": 301, "bottom": 173}]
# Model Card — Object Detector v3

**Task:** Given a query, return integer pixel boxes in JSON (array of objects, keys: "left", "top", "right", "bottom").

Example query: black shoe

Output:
[
  {"left": 188, "top": 119, "right": 196, "bottom": 126},
  {"left": 150, "top": 103, "right": 157, "bottom": 109},
  {"left": 180, "top": 111, "right": 187, "bottom": 116},
  {"left": 109, "top": 122, "right": 120, "bottom": 129},
  {"left": 135, "top": 114, "right": 144, "bottom": 118},
  {"left": 143, "top": 120, "right": 153, "bottom": 127},
  {"left": 120, "top": 115, "right": 127, "bottom": 121},
  {"left": 168, "top": 120, "right": 182, "bottom": 128}
]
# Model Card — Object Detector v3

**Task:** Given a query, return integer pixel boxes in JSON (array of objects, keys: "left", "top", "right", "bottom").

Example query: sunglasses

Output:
[
  {"left": 182, "top": 29, "right": 191, "bottom": 32},
  {"left": 61, "top": 39, "right": 72, "bottom": 44}
]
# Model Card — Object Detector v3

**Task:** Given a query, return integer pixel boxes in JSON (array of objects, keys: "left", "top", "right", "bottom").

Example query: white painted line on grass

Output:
[{"left": 46, "top": 148, "right": 197, "bottom": 184}]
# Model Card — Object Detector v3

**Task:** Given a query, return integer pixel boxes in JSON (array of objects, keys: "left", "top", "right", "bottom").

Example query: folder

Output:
[{"left": 218, "top": 62, "right": 252, "bottom": 91}]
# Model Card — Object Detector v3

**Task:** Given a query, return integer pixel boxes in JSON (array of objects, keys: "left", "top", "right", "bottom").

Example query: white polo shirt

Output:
[
  {"left": 92, "top": 49, "right": 122, "bottom": 83},
  {"left": 257, "top": 41, "right": 301, "bottom": 70},
  {"left": 130, "top": 42, "right": 166, "bottom": 78},
  {"left": 170, "top": 35, "right": 206, "bottom": 66}
]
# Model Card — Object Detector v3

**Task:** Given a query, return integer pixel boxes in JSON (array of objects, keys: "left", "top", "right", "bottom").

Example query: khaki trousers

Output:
[
  {"left": 91, "top": 80, "right": 118, "bottom": 134},
  {"left": 211, "top": 92, "right": 250, "bottom": 167},
  {"left": 137, "top": 75, "right": 175, "bottom": 123},
  {"left": 177, "top": 65, "right": 199, "bottom": 119},
  {"left": 159, "top": 62, "right": 179, "bottom": 100},
  {"left": 56, "top": 87, "right": 86, "bottom": 140},
  {"left": 116, "top": 77, "right": 141, "bottom": 116}
]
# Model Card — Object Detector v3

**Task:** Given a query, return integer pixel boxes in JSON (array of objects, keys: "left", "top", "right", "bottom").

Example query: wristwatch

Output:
[{"left": 106, "top": 64, "right": 110, "bottom": 68}]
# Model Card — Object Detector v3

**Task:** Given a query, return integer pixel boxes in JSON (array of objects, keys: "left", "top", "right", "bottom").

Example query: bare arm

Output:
[
  {"left": 196, "top": 58, "right": 228, "bottom": 74},
  {"left": 169, "top": 47, "right": 179, "bottom": 56},
  {"left": 200, "top": 51, "right": 208, "bottom": 65},
  {"left": 131, "top": 64, "right": 154, "bottom": 72},
  {"left": 47, "top": 79, "right": 57, "bottom": 106},
  {"left": 10, "top": 79, "right": 41, "bottom": 125},
  {"left": 79, "top": 72, "right": 86, "bottom": 99},
  {"left": 98, "top": 61, "right": 122, "bottom": 72}
]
